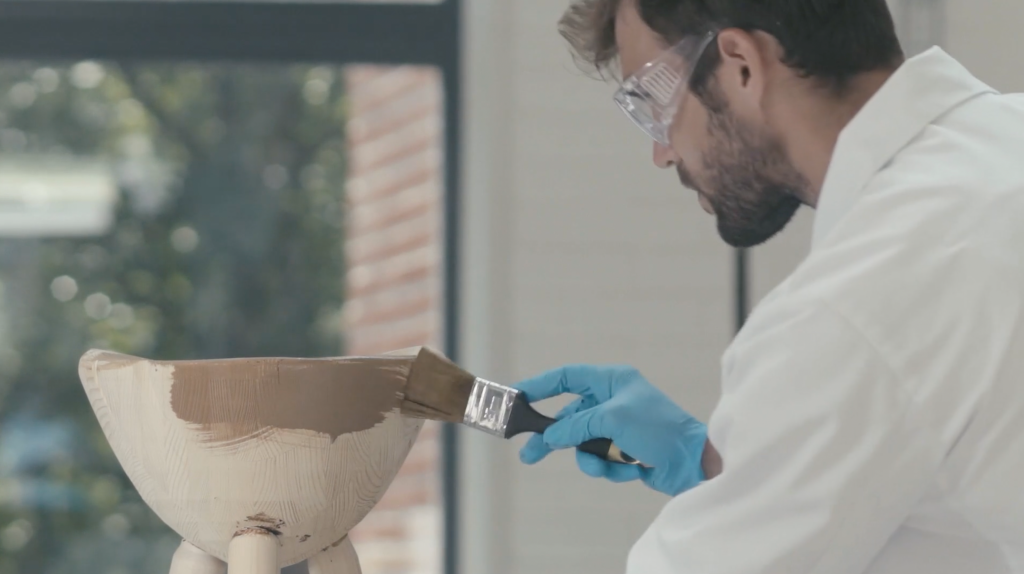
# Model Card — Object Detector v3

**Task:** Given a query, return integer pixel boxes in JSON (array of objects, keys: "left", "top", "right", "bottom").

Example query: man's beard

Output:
[{"left": 678, "top": 91, "right": 807, "bottom": 248}]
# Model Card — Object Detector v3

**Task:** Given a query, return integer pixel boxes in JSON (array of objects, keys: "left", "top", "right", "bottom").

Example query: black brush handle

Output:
[{"left": 505, "top": 393, "right": 640, "bottom": 465}]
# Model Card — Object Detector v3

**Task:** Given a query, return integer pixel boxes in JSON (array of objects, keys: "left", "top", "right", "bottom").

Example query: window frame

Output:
[{"left": 0, "top": 3, "right": 463, "bottom": 573}]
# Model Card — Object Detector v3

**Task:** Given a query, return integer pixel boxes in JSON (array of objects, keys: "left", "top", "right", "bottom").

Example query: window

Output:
[{"left": 0, "top": 3, "right": 459, "bottom": 574}]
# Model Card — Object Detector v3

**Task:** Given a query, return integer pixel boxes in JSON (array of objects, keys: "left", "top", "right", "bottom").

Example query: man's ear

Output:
[{"left": 713, "top": 29, "right": 769, "bottom": 118}]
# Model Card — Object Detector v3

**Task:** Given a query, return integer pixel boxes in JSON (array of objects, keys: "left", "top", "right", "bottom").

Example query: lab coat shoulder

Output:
[
  {"left": 785, "top": 91, "right": 1024, "bottom": 408},
  {"left": 765, "top": 92, "right": 1024, "bottom": 460}
]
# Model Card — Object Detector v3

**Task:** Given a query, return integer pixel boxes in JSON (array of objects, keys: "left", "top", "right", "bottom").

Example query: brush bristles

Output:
[{"left": 399, "top": 347, "right": 476, "bottom": 423}]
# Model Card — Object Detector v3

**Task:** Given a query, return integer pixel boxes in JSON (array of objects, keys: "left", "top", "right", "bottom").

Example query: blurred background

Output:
[{"left": 0, "top": 1, "right": 1018, "bottom": 574}]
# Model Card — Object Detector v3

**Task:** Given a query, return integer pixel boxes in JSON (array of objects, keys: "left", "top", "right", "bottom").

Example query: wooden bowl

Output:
[{"left": 78, "top": 348, "right": 424, "bottom": 572}]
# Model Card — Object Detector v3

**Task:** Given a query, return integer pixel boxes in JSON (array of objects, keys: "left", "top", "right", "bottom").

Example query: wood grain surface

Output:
[
  {"left": 307, "top": 535, "right": 362, "bottom": 574},
  {"left": 78, "top": 349, "right": 424, "bottom": 568}
]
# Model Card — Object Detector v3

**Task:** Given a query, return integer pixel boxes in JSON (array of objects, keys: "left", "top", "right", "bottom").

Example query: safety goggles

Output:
[{"left": 612, "top": 31, "right": 718, "bottom": 146}]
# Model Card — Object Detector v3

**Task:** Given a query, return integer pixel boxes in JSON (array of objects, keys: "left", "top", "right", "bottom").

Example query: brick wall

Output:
[{"left": 341, "top": 65, "right": 444, "bottom": 574}]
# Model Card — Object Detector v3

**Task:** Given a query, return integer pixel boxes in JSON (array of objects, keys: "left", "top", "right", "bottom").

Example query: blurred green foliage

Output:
[{"left": 0, "top": 60, "right": 348, "bottom": 573}]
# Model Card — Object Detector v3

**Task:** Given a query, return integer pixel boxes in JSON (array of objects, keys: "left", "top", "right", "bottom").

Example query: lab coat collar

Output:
[{"left": 811, "top": 47, "right": 997, "bottom": 248}]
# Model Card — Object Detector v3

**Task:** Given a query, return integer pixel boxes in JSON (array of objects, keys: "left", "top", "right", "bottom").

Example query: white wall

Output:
[
  {"left": 458, "top": 0, "right": 732, "bottom": 573},
  {"left": 944, "top": 0, "right": 1024, "bottom": 93},
  {"left": 457, "top": 0, "right": 1022, "bottom": 573}
]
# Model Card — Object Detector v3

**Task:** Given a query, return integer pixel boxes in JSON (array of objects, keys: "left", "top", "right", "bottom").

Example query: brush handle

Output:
[
  {"left": 578, "top": 438, "right": 639, "bottom": 466},
  {"left": 506, "top": 393, "right": 641, "bottom": 466}
]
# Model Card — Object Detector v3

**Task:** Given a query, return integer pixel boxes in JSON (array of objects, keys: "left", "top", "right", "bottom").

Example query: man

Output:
[{"left": 514, "top": 1, "right": 1024, "bottom": 573}]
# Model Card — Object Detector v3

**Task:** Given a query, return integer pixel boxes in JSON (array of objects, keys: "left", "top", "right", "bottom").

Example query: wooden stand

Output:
[
  {"left": 227, "top": 530, "right": 280, "bottom": 574},
  {"left": 307, "top": 536, "right": 361, "bottom": 574},
  {"left": 170, "top": 540, "right": 226, "bottom": 574}
]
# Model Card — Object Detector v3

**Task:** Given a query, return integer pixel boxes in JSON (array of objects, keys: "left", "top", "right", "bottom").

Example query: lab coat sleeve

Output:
[{"left": 626, "top": 297, "right": 943, "bottom": 574}]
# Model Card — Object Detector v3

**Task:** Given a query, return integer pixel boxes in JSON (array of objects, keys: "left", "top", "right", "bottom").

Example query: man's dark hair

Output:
[{"left": 559, "top": 0, "right": 904, "bottom": 94}]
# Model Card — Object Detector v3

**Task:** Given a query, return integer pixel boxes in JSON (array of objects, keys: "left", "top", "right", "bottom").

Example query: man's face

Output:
[{"left": 615, "top": 2, "right": 806, "bottom": 248}]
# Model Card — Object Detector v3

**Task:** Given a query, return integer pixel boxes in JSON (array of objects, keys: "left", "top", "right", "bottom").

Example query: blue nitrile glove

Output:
[{"left": 514, "top": 365, "right": 707, "bottom": 497}]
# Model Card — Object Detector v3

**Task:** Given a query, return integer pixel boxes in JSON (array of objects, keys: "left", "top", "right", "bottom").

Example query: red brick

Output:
[
  {"left": 346, "top": 247, "right": 438, "bottom": 299},
  {"left": 345, "top": 67, "right": 439, "bottom": 115},
  {"left": 348, "top": 89, "right": 440, "bottom": 148},
  {"left": 346, "top": 296, "right": 435, "bottom": 331},
  {"left": 351, "top": 132, "right": 438, "bottom": 179},
  {"left": 346, "top": 155, "right": 438, "bottom": 207},
  {"left": 346, "top": 216, "right": 438, "bottom": 268},
  {"left": 343, "top": 279, "right": 439, "bottom": 326},
  {"left": 342, "top": 63, "right": 443, "bottom": 573},
  {"left": 347, "top": 174, "right": 439, "bottom": 223},
  {"left": 350, "top": 108, "right": 439, "bottom": 154},
  {"left": 348, "top": 198, "right": 438, "bottom": 241}
]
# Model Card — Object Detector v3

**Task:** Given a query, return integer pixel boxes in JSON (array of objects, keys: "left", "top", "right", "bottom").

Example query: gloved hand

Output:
[{"left": 514, "top": 364, "right": 707, "bottom": 497}]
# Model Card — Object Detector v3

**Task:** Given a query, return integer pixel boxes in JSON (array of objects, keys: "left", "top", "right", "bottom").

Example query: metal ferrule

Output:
[{"left": 463, "top": 377, "right": 518, "bottom": 438}]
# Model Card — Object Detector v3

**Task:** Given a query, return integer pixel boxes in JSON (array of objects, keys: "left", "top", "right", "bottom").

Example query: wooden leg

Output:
[
  {"left": 307, "top": 536, "right": 361, "bottom": 574},
  {"left": 227, "top": 529, "right": 280, "bottom": 574},
  {"left": 169, "top": 540, "right": 226, "bottom": 574}
]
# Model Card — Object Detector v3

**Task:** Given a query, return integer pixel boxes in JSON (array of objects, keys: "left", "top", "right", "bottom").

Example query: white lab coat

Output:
[{"left": 627, "top": 47, "right": 1024, "bottom": 574}]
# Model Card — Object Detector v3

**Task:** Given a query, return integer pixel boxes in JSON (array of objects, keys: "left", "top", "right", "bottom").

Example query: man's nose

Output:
[{"left": 653, "top": 141, "right": 677, "bottom": 168}]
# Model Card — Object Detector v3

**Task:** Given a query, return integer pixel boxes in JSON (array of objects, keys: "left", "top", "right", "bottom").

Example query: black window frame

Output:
[{"left": 0, "top": 3, "right": 463, "bottom": 573}]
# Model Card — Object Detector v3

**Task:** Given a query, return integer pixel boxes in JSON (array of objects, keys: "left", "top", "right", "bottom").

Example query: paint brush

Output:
[{"left": 400, "top": 347, "right": 640, "bottom": 465}]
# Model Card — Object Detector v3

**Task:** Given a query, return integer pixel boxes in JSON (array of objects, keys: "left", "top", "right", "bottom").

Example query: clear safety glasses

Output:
[{"left": 612, "top": 31, "right": 718, "bottom": 146}]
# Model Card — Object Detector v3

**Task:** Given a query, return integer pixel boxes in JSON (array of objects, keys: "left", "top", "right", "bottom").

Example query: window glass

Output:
[{"left": 0, "top": 59, "right": 444, "bottom": 574}]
